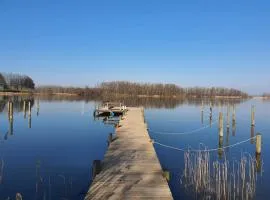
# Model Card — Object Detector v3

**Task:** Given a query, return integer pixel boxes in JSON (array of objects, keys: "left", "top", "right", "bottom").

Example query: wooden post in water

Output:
[
  {"left": 23, "top": 100, "right": 26, "bottom": 118},
  {"left": 255, "top": 133, "right": 262, "bottom": 172},
  {"left": 219, "top": 112, "right": 223, "bottom": 137},
  {"left": 7, "top": 101, "right": 11, "bottom": 118},
  {"left": 10, "top": 102, "right": 13, "bottom": 121},
  {"left": 251, "top": 105, "right": 255, "bottom": 126},
  {"left": 28, "top": 101, "right": 31, "bottom": 117},
  {"left": 256, "top": 134, "right": 261, "bottom": 154}
]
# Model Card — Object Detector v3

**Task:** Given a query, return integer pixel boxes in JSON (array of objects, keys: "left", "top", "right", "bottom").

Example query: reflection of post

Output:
[
  {"left": 210, "top": 102, "right": 212, "bottom": 115},
  {"left": 218, "top": 135, "right": 223, "bottom": 159},
  {"left": 28, "top": 101, "right": 32, "bottom": 128},
  {"left": 201, "top": 110, "right": 204, "bottom": 125},
  {"left": 28, "top": 115, "right": 32, "bottom": 129},
  {"left": 226, "top": 106, "right": 230, "bottom": 129},
  {"left": 23, "top": 100, "right": 26, "bottom": 119},
  {"left": 255, "top": 153, "right": 262, "bottom": 173},
  {"left": 37, "top": 99, "right": 40, "bottom": 116},
  {"left": 9, "top": 118, "right": 14, "bottom": 136},
  {"left": 232, "top": 120, "right": 236, "bottom": 136},
  {"left": 219, "top": 112, "right": 223, "bottom": 137},
  {"left": 250, "top": 126, "right": 255, "bottom": 144},
  {"left": 226, "top": 126, "right": 229, "bottom": 147},
  {"left": 232, "top": 105, "right": 236, "bottom": 124},
  {"left": 209, "top": 114, "right": 212, "bottom": 127},
  {"left": 251, "top": 105, "right": 255, "bottom": 126}
]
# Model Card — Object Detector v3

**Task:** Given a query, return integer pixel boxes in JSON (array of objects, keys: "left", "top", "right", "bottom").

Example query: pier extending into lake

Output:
[{"left": 85, "top": 107, "right": 173, "bottom": 200}]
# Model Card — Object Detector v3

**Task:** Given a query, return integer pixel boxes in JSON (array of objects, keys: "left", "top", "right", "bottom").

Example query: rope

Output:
[
  {"left": 149, "top": 119, "right": 218, "bottom": 135},
  {"left": 153, "top": 136, "right": 256, "bottom": 152}
]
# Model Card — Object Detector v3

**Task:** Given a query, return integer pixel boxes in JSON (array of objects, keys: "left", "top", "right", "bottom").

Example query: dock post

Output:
[
  {"left": 7, "top": 101, "right": 11, "bottom": 118},
  {"left": 256, "top": 133, "right": 261, "bottom": 154},
  {"left": 219, "top": 112, "right": 223, "bottom": 137},
  {"left": 251, "top": 105, "right": 255, "bottom": 126}
]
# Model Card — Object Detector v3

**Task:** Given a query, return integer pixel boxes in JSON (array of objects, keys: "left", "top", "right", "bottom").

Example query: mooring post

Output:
[
  {"left": 10, "top": 101, "right": 14, "bottom": 121},
  {"left": 256, "top": 133, "right": 261, "bottom": 154},
  {"left": 219, "top": 112, "right": 223, "bottom": 137},
  {"left": 23, "top": 100, "right": 26, "bottom": 118},
  {"left": 251, "top": 105, "right": 255, "bottom": 126},
  {"left": 7, "top": 101, "right": 11, "bottom": 116},
  {"left": 28, "top": 101, "right": 31, "bottom": 117}
]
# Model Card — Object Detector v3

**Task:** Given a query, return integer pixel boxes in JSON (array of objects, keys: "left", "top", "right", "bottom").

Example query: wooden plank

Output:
[{"left": 85, "top": 107, "right": 173, "bottom": 200}]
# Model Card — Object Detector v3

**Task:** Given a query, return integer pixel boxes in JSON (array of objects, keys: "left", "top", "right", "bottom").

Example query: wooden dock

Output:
[{"left": 85, "top": 107, "right": 173, "bottom": 200}]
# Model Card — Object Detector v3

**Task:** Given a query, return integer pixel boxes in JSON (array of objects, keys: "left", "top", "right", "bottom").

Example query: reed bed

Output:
[{"left": 181, "top": 149, "right": 261, "bottom": 200}]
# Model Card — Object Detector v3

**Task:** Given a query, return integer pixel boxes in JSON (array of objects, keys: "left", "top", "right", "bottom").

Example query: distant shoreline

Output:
[{"left": 0, "top": 91, "right": 249, "bottom": 99}]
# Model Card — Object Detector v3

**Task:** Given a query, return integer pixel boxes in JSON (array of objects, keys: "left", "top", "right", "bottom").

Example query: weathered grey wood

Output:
[{"left": 85, "top": 107, "right": 173, "bottom": 200}]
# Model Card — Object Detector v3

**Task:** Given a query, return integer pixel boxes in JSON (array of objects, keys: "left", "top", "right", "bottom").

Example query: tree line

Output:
[
  {"left": 36, "top": 81, "right": 248, "bottom": 98},
  {"left": 0, "top": 72, "right": 35, "bottom": 90},
  {"left": 262, "top": 93, "right": 270, "bottom": 97}
]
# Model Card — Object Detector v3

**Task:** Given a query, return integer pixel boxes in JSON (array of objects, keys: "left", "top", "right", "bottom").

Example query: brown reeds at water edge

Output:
[{"left": 181, "top": 150, "right": 263, "bottom": 200}]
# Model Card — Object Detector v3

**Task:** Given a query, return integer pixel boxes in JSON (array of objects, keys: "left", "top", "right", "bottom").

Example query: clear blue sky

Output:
[{"left": 0, "top": 0, "right": 270, "bottom": 94}]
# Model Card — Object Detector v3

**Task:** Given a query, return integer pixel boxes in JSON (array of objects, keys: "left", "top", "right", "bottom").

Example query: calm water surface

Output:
[{"left": 0, "top": 96, "right": 269, "bottom": 200}]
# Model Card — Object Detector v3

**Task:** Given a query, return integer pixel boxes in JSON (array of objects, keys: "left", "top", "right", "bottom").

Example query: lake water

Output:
[{"left": 0, "top": 96, "right": 269, "bottom": 200}]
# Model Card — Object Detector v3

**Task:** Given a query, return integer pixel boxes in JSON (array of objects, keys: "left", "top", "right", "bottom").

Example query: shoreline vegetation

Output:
[{"left": 0, "top": 72, "right": 261, "bottom": 99}]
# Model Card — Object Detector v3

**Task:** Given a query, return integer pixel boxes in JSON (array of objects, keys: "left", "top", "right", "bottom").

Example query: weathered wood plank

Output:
[{"left": 85, "top": 107, "right": 173, "bottom": 200}]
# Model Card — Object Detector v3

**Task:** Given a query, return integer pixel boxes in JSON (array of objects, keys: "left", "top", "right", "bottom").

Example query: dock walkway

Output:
[{"left": 85, "top": 107, "right": 173, "bottom": 200}]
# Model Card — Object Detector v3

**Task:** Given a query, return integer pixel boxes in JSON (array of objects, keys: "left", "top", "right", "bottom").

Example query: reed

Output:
[{"left": 181, "top": 150, "right": 260, "bottom": 200}]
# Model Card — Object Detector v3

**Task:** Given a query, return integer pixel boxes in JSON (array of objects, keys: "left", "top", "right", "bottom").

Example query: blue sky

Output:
[{"left": 0, "top": 0, "right": 270, "bottom": 94}]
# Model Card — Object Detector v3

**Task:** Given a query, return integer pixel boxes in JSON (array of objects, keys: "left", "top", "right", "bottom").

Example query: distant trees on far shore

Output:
[
  {"left": 35, "top": 81, "right": 249, "bottom": 98},
  {"left": 262, "top": 93, "right": 270, "bottom": 97},
  {"left": 0, "top": 72, "right": 35, "bottom": 91}
]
